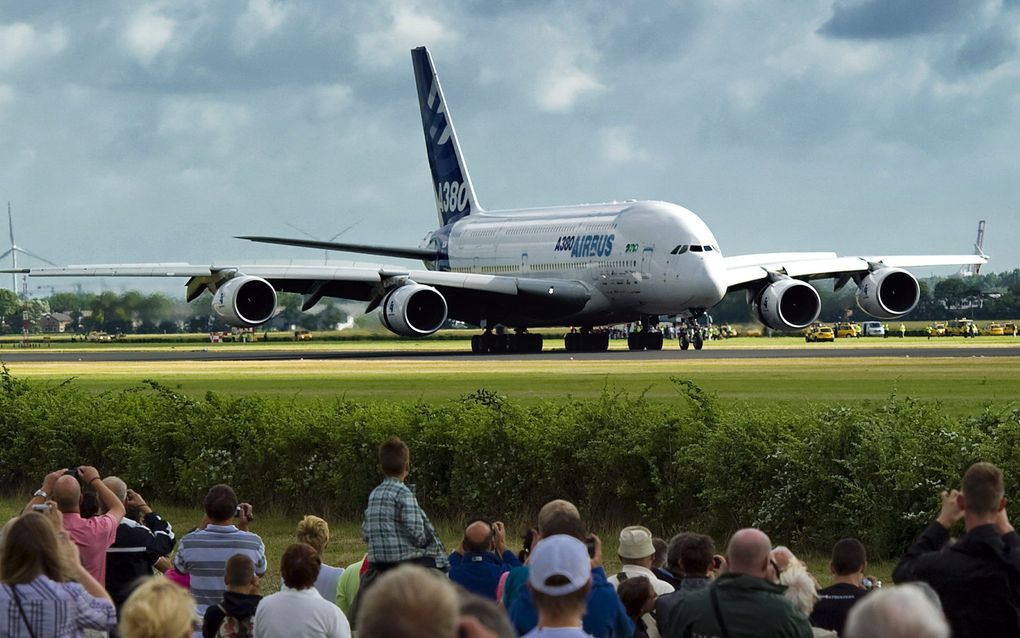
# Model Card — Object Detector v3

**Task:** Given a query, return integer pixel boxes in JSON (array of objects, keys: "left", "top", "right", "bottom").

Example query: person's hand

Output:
[
  {"left": 995, "top": 501, "right": 1014, "bottom": 535},
  {"left": 589, "top": 533, "right": 603, "bottom": 569},
  {"left": 125, "top": 489, "right": 151, "bottom": 513},
  {"left": 936, "top": 489, "right": 965, "bottom": 528},
  {"left": 457, "top": 616, "right": 500, "bottom": 638},
  {"left": 78, "top": 466, "right": 100, "bottom": 485},
  {"left": 40, "top": 500, "right": 64, "bottom": 531},
  {"left": 237, "top": 502, "right": 254, "bottom": 530},
  {"left": 153, "top": 556, "right": 172, "bottom": 573},
  {"left": 42, "top": 469, "right": 68, "bottom": 494}
]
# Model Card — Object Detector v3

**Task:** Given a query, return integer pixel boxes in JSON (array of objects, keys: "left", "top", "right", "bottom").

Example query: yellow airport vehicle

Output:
[
  {"left": 833, "top": 322, "right": 858, "bottom": 338},
  {"left": 985, "top": 323, "right": 1005, "bottom": 336},
  {"left": 945, "top": 319, "right": 975, "bottom": 336},
  {"left": 1002, "top": 322, "right": 1018, "bottom": 336},
  {"left": 805, "top": 325, "right": 835, "bottom": 342},
  {"left": 930, "top": 323, "right": 946, "bottom": 336}
]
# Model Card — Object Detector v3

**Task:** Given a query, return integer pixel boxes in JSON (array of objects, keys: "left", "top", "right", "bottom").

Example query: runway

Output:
[{"left": 1, "top": 344, "right": 1017, "bottom": 363}]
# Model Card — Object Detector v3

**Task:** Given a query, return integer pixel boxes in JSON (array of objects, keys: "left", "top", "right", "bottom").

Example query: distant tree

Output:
[
  {"left": 933, "top": 278, "right": 981, "bottom": 311},
  {"left": 315, "top": 300, "right": 348, "bottom": 330},
  {"left": 0, "top": 289, "right": 20, "bottom": 333}
]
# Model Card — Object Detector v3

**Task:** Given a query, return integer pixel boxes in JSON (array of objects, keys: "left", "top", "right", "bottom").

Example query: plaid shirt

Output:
[
  {"left": 0, "top": 576, "right": 116, "bottom": 637},
  {"left": 362, "top": 477, "right": 448, "bottom": 568}
]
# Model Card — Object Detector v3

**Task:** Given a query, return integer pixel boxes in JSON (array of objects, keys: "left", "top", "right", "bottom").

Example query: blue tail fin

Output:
[{"left": 412, "top": 46, "right": 482, "bottom": 226}]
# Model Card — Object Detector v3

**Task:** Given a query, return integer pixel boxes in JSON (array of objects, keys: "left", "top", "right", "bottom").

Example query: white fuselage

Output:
[{"left": 424, "top": 200, "right": 728, "bottom": 326}]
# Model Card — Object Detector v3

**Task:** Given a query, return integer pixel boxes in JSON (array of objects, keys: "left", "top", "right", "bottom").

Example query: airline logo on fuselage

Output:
[{"left": 554, "top": 234, "right": 615, "bottom": 258}]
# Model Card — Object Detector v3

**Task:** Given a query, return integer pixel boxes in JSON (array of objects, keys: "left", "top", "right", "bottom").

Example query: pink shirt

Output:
[{"left": 63, "top": 512, "right": 119, "bottom": 585}]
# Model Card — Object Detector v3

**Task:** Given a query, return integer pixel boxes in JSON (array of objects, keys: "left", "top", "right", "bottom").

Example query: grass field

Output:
[
  {"left": 0, "top": 499, "right": 896, "bottom": 594},
  {"left": 4, "top": 354, "right": 1019, "bottom": 414}
]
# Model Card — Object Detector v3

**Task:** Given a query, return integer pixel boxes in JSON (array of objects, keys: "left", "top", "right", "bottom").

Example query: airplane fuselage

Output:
[{"left": 421, "top": 200, "right": 728, "bottom": 328}]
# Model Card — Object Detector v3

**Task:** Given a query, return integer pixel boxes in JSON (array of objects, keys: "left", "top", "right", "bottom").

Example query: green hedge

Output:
[{"left": 0, "top": 368, "right": 1015, "bottom": 557}]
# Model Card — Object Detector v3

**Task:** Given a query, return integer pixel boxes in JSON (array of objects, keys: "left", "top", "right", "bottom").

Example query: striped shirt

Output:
[
  {"left": 361, "top": 478, "right": 448, "bottom": 568},
  {"left": 0, "top": 576, "right": 116, "bottom": 637},
  {"left": 172, "top": 524, "right": 267, "bottom": 615}
]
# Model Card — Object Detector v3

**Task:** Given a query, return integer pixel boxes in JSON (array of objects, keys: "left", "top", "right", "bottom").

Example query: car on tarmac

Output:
[
  {"left": 805, "top": 325, "right": 835, "bottom": 342},
  {"left": 1001, "top": 322, "right": 1018, "bottom": 336},
  {"left": 946, "top": 319, "right": 976, "bottom": 336},
  {"left": 985, "top": 323, "right": 1005, "bottom": 336},
  {"left": 833, "top": 323, "right": 858, "bottom": 338},
  {"left": 930, "top": 323, "right": 946, "bottom": 336},
  {"left": 861, "top": 321, "right": 885, "bottom": 337}
]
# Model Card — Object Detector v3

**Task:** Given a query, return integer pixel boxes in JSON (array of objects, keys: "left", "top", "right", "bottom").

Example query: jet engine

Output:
[
  {"left": 856, "top": 267, "right": 920, "bottom": 319},
  {"left": 754, "top": 278, "right": 821, "bottom": 330},
  {"left": 211, "top": 276, "right": 278, "bottom": 327},
  {"left": 380, "top": 284, "right": 448, "bottom": 337}
]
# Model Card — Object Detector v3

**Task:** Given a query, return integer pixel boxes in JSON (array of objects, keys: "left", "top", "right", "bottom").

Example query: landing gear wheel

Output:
[
  {"left": 646, "top": 332, "right": 663, "bottom": 351},
  {"left": 693, "top": 332, "right": 704, "bottom": 350},
  {"left": 471, "top": 335, "right": 482, "bottom": 353},
  {"left": 628, "top": 333, "right": 641, "bottom": 351},
  {"left": 679, "top": 334, "right": 690, "bottom": 350}
]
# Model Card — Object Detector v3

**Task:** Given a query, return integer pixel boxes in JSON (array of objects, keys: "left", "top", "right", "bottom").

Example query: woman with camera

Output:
[{"left": 0, "top": 505, "right": 117, "bottom": 637}]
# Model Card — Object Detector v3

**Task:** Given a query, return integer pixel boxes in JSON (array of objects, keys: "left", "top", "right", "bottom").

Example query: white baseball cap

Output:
[{"left": 528, "top": 535, "right": 591, "bottom": 596}]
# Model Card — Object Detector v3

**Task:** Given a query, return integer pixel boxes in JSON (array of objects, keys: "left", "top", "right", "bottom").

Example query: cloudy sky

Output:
[{"left": 0, "top": 0, "right": 1017, "bottom": 296}]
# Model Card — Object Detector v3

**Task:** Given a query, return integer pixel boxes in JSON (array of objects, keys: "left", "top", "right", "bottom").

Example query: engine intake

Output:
[
  {"left": 211, "top": 276, "right": 278, "bottom": 327},
  {"left": 755, "top": 279, "right": 821, "bottom": 330},
  {"left": 380, "top": 284, "right": 448, "bottom": 337},
  {"left": 856, "top": 268, "right": 920, "bottom": 319}
]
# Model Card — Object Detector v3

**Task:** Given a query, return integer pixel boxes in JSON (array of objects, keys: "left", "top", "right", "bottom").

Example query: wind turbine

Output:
[
  {"left": 284, "top": 219, "right": 363, "bottom": 265},
  {"left": 0, "top": 203, "right": 58, "bottom": 296}
]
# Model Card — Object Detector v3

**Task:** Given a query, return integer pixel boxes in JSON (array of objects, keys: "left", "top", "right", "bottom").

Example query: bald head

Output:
[
  {"left": 53, "top": 475, "right": 81, "bottom": 513},
  {"left": 537, "top": 499, "right": 580, "bottom": 532},
  {"left": 726, "top": 528, "right": 772, "bottom": 578},
  {"left": 464, "top": 520, "right": 494, "bottom": 554}
]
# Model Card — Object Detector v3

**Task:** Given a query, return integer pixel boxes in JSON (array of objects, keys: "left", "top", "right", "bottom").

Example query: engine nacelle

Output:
[
  {"left": 755, "top": 278, "right": 821, "bottom": 330},
  {"left": 211, "top": 276, "right": 278, "bottom": 327},
  {"left": 856, "top": 267, "right": 920, "bottom": 319},
  {"left": 380, "top": 284, "right": 448, "bottom": 337}
]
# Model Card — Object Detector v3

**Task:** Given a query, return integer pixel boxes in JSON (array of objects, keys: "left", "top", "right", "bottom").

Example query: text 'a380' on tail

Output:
[{"left": 411, "top": 46, "right": 483, "bottom": 227}]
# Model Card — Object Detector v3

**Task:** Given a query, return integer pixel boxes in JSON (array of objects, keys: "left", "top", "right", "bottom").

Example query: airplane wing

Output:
[
  {"left": 237, "top": 236, "right": 437, "bottom": 261},
  {"left": 724, "top": 253, "right": 989, "bottom": 291},
  {"left": 2, "top": 263, "right": 592, "bottom": 313}
]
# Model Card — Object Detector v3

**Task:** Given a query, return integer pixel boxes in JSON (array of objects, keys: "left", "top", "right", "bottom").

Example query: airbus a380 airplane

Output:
[{"left": 10, "top": 47, "right": 987, "bottom": 353}]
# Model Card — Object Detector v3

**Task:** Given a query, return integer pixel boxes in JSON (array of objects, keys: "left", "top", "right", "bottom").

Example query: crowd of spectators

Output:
[{"left": 1, "top": 440, "right": 1017, "bottom": 637}]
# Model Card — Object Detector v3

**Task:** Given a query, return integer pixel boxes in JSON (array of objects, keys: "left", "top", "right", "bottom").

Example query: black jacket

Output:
[
  {"left": 202, "top": 591, "right": 262, "bottom": 638},
  {"left": 893, "top": 522, "right": 1020, "bottom": 638},
  {"left": 105, "top": 512, "right": 176, "bottom": 607}
]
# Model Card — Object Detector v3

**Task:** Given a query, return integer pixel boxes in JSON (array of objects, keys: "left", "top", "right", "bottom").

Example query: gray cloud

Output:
[
  {"left": 946, "top": 24, "right": 1018, "bottom": 76},
  {"left": 819, "top": 0, "right": 974, "bottom": 40}
]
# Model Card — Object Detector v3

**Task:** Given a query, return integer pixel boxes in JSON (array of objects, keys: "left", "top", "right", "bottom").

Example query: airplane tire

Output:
[
  {"left": 679, "top": 336, "right": 690, "bottom": 350},
  {"left": 564, "top": 333, "right": 579, "bottom": 352},
  {"left": 646, "top": 333, "right": 663, "bottom": 351},
  {"left": 471, "top": 335, "right": 482, "bottom": 354},
  {"left": 628, "top": 334, "right": 642, "bottom": 351},
  {"left": 693, "top": 333, "right": 704, "bottom": 350},
  {"left": 530, "top": 334, "right": 544, "bottom": 353}
]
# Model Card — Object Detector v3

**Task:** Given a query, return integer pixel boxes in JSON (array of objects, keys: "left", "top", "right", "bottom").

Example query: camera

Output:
[
  {"left": 31, "top": 504, "right": 52, "bottom": 512},
  {"left": 235, "top": 504, "right": 255, "bottom": 521}
]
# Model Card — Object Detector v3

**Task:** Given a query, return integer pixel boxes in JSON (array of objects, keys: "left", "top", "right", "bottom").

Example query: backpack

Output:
[{"left": 215, "top": 605, "right": 254, "bottom": 638}]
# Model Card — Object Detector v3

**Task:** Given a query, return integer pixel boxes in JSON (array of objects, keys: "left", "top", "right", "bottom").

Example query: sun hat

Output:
[
  {"left": 618, "top": 525, "right": 655, "bottom": 559},
  {"left": 528, "top": 534, "right": 592, "bottom": 596}
]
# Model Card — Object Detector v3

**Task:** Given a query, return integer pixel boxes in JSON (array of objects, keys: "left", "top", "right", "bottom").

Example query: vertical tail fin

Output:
[
  {"left": 411, "top": 46, "right": 482, "bottom": 227},
  {"left": 958, "top": 220, "right": 986, "bottom": 277}
]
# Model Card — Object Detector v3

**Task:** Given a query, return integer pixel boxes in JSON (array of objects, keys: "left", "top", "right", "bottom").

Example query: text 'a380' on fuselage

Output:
[{"left": 419, "top": 200, "right": 728, "bottom": 328}]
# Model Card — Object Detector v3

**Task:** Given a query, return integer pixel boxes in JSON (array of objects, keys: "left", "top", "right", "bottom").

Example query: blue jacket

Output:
[
  {"left": 508, "top": 565, "right": 635, "bottom": 638},
  {"left": 448, "top": 549, "right": 522, "bottom": 599}
]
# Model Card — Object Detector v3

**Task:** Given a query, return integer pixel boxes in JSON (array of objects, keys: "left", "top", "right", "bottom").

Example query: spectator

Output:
[
  {"left": 118, "top": 576, "right": 195, "bottom": 638},
  {"left": 0, "top": 509, "right": 117, "bottom": 637},
  {"left": 663, "top": 528, "right": 811, "bottom": 638},
  {"left": 618, "top": 576, "right": 657, "bottom": 638},
  {"left": 26, "top": 466, "right": 126, "bottom": 585},
  {"left": 103, "top": 477, "right": 177, "bottom": 609},
  {"left": 459, "top": 590, "right": 516, "bottom": 638},
  {"left": 608, "top": 526, "right": 673, "bottom": 638},
  {"left": 255, "top": 543, "right": 350, "bottom": 638},
  {"left": 893, "top": 461, "right": 1020, "bottom": 636},
  {"left": 522, "top": 534, "right": 595, "bottom": 638},
  {"left": 655, "top": 533, "right": 715, "bottom": 631},
  {"left": 449, "top": 519, "right": 522, "bottom": 599},
  {"left": 781, "top": 569, "right": 836, "bottom": 638},
  {"left": 501, "top": 500, "right": 580, "bottom": 612},
  {"left": 173, "top": 484, "right": 267, "bottom": 617},
  {"left": 357, "top": 564, "right": 459, "bottom": 638},
  {"left": 810, "top": 539, "right": 871, "bottom": 636},
  {"left": 296, "top": 515, "right": 344, "bottom": 602},
  {"left": 496, "top": 528, "right": 537, "bottom": 604},
  {"left": 335, "top": 554, "right": 366, "bottom": 617},
  {"left": 652, "top": 538, "right": 668, "bottom": 571},
  {"left": 656, "top": 533, "right": 686, "bottom": 589},
  {"left": 843, "top": 584, "right": 949, "bottom": 638},
  {"left": 506, "top": 503, "right": 634, "bottom": 638},
  {"left": 202, "top": 554, "right": 261, "bottom": 638}
]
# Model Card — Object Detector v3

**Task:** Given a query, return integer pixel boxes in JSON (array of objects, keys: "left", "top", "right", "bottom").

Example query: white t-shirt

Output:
[
  {"left": 254, "top": 587, "right": 351, "bottom": 638},
  {"left": 522, "top": 627, "right": 595, "bottom": 638}
]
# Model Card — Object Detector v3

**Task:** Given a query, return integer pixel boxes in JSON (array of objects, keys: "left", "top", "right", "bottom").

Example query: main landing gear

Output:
[
  {"left": 564, "top": 328, "right": 609, "bottom": 353},
  {"left": 471, "top": 329, "right": 544, "bottom": 354},
  {"left": 627, "top": 317, "right": 664, "bottom": 351}
]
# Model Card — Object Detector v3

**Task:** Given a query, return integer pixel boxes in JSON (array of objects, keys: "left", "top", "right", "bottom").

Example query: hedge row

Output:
[{"left": 0, "top": 368, "right": 1016, "bottom": 556}]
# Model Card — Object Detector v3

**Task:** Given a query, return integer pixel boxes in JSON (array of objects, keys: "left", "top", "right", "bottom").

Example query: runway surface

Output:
[{"left": 1, "top": 345, "right": 1018, "bottom": 363}]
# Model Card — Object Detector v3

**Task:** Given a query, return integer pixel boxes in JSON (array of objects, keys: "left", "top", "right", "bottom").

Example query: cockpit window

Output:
[
  {"left": 690, "top": 245, "right": 703, "bottom": 252},
  {"left": 704, "top": 245, "right": 714, "bottom": 251},
  {"left": 670, "top": 245, "right": 688, "bottom": 255}
]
